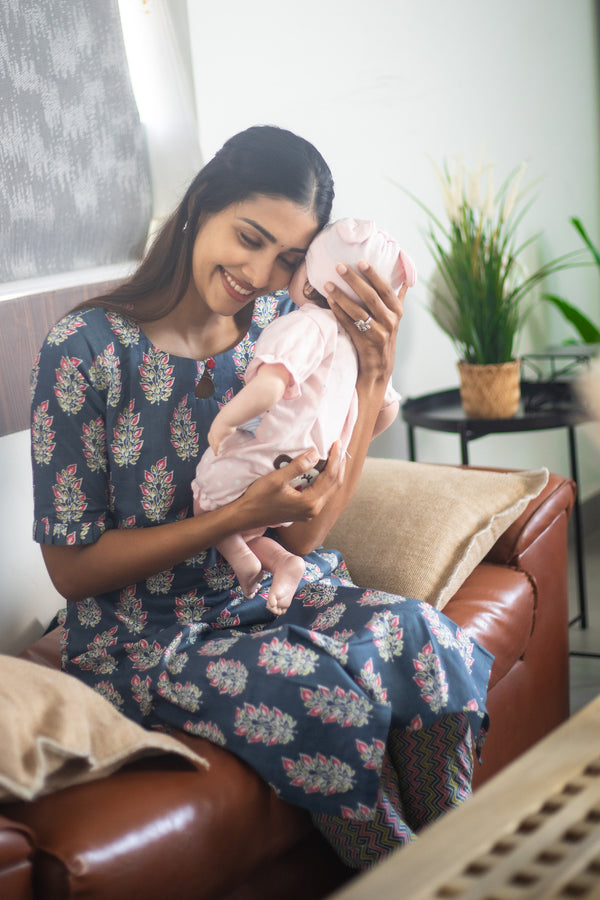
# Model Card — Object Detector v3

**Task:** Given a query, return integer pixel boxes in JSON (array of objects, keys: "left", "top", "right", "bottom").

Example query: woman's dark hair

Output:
[{"left": 78, "top": 125, "right": 334, "bottom": 320}]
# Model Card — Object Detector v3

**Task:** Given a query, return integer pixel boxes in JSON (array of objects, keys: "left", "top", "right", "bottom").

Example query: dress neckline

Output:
[{"left": 130, "top": 314, "right": 251, "bottom": 365}]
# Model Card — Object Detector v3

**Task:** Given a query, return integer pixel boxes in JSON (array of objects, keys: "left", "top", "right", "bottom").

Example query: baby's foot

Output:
[
  {"left": 267, "top": 556, "right": 305, "bottom": 616},
  {"left": 240, "top": 574, "right": 262, "bottom": 599},
  {"left": 234, "top": 554, "right": 263, "bottom": 599},
  {"left": 216, "top": 536, "right": 263, "bottom": 599}
]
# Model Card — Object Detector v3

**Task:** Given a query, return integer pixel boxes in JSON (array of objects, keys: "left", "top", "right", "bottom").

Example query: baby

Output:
[{"left": 191, "top": 218, "right": 417, "bottom": 615}]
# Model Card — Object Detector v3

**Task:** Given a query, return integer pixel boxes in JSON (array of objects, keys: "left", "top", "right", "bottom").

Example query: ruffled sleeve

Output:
[{"left": 244, "top": 307, "right": 332, "bottom": 400}]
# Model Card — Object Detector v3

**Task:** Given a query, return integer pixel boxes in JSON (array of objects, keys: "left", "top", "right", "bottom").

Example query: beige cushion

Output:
[
  {"left": 0, "top": 655, "right": 208, "bottom": 802},
  {"left": 325, "top": 459, "right": 549, "bottom": 610}
]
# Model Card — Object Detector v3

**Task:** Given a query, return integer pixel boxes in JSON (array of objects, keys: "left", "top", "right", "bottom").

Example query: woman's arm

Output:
[
  {"left": 277, "top": 261, "right": 407, "bottom": 555},
  {"left": 41, "top": 445, "right": 345, "bottom": 603}
]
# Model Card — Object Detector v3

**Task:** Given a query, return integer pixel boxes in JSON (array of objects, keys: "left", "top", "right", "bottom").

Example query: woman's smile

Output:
[{"left": 220, "top": 267, "right": 255, "bottom": 301}]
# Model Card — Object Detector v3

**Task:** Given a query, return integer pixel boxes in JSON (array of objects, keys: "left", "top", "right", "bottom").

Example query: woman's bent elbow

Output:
[{"left": 40, "top": 544, "right": 89, "bottom": 604}]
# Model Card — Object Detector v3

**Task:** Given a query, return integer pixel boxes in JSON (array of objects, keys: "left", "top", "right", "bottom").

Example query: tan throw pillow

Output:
[
  {"left": 0, "top": 655, "right": 208, "bottom": 802},
  {"left": 325, "top": 459, "right": 549, "bottom": 611}
]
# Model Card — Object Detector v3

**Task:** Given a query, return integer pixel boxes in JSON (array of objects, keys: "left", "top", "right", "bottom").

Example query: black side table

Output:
[{"left": 401, "top": 380, "right": 591, "bottom": 631}]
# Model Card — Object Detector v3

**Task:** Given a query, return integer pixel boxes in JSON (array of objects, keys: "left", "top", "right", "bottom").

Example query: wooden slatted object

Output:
[{"left": 331, "top": 696, "right": 600, "bottom": 900}]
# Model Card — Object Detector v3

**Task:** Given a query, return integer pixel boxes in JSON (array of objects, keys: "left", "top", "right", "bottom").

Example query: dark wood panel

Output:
[{"left": 0, "top": 280, "right": 122, "bottom": 437}]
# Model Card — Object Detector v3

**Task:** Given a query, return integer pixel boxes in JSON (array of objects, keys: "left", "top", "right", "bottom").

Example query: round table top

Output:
[{"left": 401, "top": 380, "right": 590, "bottom": 438}]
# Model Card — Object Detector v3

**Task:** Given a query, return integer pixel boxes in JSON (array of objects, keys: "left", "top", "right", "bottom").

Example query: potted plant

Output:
[
  {"left": 397, "top": 155, "right": 583, "bottom": 417},
  {"left": 542, "top": 217, "right": 600, "bottom": 346}
]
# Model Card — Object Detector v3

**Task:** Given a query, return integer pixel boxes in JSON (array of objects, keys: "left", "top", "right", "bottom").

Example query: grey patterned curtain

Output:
[{"left": 0, "top": 0, "right": 152, "bottom": 282}]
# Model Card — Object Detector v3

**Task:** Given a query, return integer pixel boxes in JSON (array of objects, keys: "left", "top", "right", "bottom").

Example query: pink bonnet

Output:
[{"left": 304, "top": 218, "right": 417, "bottom": 304}]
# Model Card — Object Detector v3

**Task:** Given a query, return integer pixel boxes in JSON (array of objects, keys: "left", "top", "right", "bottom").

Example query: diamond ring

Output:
[{"left": 353, "top": 316, "right": 372, "bottom": 333}]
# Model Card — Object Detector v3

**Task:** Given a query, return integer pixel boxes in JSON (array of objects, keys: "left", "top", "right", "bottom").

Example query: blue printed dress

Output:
[{"left": 31, "top": 292, "right": 493, "bottom": 845}]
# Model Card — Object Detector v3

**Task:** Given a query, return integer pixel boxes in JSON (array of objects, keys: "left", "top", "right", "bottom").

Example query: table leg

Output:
[
  {"left": 459, "top": 434, "right": 470, "bottom": 466},
  {"left": 567, "top": 425, "right": 589, "bottom": 633},
  {"left": 408, "top": 426, "right": 416, "bottom": 462}
]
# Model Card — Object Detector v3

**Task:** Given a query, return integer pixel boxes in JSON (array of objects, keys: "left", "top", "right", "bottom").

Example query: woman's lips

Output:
[{"left": 220, "top": 267, "right": 254, "bottom": 302}]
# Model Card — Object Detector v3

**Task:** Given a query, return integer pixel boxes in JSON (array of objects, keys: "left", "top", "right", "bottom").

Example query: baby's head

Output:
[{"left": 288, "top": 218, "right": 417, "bottom": 309}]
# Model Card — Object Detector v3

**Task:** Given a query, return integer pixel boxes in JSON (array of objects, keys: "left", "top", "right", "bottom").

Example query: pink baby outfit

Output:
[
  {"left": 192, "top": 302, "right": 398, "bottom": 518},
  {"left": 191, "top": 218, "right": 416, "bottom": 522}
]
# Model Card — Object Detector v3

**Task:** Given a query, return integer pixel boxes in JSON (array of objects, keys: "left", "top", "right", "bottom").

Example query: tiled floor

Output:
[{"left": 568, "top": 521, "right": 600, "bottom": 713}]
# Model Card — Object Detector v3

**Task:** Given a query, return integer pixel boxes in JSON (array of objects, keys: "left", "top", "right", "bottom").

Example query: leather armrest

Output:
[
  {"left": 485, "top": 472, "right": 576, "bottom": 564},
  {"left": 0, "top": 814, "right": 34, "bottom": 860}
]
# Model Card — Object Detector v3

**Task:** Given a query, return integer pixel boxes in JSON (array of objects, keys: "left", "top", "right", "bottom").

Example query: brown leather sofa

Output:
[{"left": 0, "top": 464, "right": 575, "bottom": 900}]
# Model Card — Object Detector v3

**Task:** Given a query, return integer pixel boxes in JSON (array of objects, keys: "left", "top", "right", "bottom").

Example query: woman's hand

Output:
[
  {"left": 325, "top": 261, "right": 408, "bottom": 385},
  {"left": 238, "top": 443, "right": 346, "bottom": 531}
]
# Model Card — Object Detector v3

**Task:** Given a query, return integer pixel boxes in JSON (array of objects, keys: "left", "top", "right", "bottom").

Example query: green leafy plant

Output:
[
  {"left": 395, "top": 156, "right": 584, "bottom": 365},
  {"left": 542, "top": 217, "right": 600, "bottom": 344}
]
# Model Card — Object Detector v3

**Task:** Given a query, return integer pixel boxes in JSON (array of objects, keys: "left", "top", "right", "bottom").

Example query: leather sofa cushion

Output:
[
  {"left": 0, "top": 814, "right": 34, "bottom": 900},
  {"left": 4, "top": 738, "right": 312, "bottom": 900},
  {"left": 446, "top": 561, "right": 534, "bottom": 689}
]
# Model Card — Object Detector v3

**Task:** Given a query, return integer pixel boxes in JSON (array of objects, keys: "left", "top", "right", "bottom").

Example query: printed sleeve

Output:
[
  {"left": 244, "top": 309, "right": 328, "bottom": 399},
  {"left": 30, "top": 317, "right": 112, "bottom": 546}
]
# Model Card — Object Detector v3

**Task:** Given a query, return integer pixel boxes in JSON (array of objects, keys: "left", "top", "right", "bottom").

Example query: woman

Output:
[{"left": 31, "top": 125, "right": 492, "bottom": 869}]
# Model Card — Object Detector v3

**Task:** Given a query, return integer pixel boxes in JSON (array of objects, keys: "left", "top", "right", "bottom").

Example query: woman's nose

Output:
[{"left": 242, "top": 253, "right": 275, "bottom": 290}]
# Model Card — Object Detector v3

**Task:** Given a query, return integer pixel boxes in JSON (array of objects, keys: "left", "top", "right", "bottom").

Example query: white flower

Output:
[
  {"left": 502, "top": 161, "right": 527, "bottom": 222},
  {"left": 432, "top": 161, "right": 460, "bottom": 223},
  {"left": 483, "top": 167, "right": 495, "bottom": 221},
  {"left": 467, "top": 144, "right": 486, "bottom": 210},
  {"left": 452, "top": 157, "right": 464, "bottom": 213}
]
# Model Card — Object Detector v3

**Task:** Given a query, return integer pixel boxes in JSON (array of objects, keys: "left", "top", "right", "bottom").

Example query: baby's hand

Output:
[{"left": 208, "top": 420, "right": 235, "bottom": 455}]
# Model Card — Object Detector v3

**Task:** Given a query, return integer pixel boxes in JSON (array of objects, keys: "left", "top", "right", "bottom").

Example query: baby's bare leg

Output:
[
  {"left": 216, "top": 534, "right": 263, "bottom": 598},
  {"left": 248, "top": 536, "right": 305, "bottom": 615}
]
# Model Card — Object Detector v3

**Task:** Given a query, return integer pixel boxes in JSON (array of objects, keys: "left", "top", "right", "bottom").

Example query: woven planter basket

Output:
[{"left": 457, "top": 359, "right": 521, "bottom": 419}]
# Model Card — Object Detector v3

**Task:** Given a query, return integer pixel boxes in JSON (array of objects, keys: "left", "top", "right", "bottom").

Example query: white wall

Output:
[
  {"left": 187, "top": 0, "right": 600, "bottom": 499},
  {"left": 0, "top": 265, "right": 134, "bottom": 654},
  {"left": 0, "top": 431, "right": 64, "bottom": 654}
]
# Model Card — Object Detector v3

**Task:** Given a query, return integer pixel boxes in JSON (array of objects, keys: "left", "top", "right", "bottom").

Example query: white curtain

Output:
[{"left": 118, "top": 0, "right": 203, "bottom": 227}]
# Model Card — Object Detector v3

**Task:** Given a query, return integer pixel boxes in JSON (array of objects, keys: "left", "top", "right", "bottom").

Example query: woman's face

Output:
[{"left": 189, "top": 195, "right": 320, "bottom": 316}]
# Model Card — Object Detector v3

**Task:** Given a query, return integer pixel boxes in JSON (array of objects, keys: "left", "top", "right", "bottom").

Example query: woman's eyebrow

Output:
[{"left": 239, "top": 218, "right": 307, "bottom": 254}]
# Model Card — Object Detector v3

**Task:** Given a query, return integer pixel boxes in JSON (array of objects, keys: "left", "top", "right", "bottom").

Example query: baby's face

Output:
[
  {"left": 288, "top": 260, "right": 309, "bottom": 305},
  {"left": 288, "top": 260, "right": 327, "bottom": 307}
]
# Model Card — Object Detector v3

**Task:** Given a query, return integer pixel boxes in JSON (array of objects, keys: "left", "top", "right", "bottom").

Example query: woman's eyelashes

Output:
[
  {"left": 239, "top": 231, "right": 301, "bottom": 272},
  {"left": 239, "top": 231, "right": 261, "bottom": 249}
]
